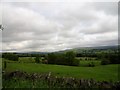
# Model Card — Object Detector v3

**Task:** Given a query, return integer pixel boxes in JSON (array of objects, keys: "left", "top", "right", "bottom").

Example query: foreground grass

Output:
[
  {"left": 3, "top": 75, "right": 119, "bottom": 88},
  {"left": 3, "top": 78, "right": 49, "bottom": 88},
  {"left": 4, "top": 62, "right": 119, "bottom": 81}
]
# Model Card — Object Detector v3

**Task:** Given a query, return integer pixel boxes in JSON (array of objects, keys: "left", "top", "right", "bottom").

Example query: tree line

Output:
[
  {"left": 47, "top": 51, "right": 79, "bottom": 66},
  {"left": 2, "top": 50, "right": 119, "bottom": 66},
  {"left": 2, "top": 53, "right": 19, "bottom": 61}
]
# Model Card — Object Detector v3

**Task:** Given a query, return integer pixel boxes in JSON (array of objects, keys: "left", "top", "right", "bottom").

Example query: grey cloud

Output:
[
  {"left": 2, "top": 2, "right": 118, "bottom": 52},
  {"left": 91, "top": 2, "right": 118, "bottom": 16}
]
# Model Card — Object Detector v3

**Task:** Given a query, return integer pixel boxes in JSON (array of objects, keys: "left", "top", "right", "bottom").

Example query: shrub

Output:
[
  {"left": 108, "top": 54, "right": 119, "bottom": 64},
  {"left": 72, "top": 59, "right": 80, "bottom": 66},
  {"left": 101, "top": 59, "right": 110, "bottom": 65},
  {"left": 35, "top": 56, "right": 40, "bottom": 63},
  {"left": 88, "top": 62, "right": 95, "bottom": 67},
  {"left": 95, "top": 58, "right": 98, "bottom": 60},
  {"left": 85, "top": 58, "right": 87, "bottom": 60}
]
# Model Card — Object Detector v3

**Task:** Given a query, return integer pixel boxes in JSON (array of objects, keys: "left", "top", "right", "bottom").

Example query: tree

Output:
[
  {"left": 47, "top": 51, "right": 79, "bottom": 66},
  {"left": 65, "top": 51, "right": 76, "bottom": 66},
  {"left": 2, "top": 53, "right": 19, "bottom": 61},
  {"left": 47, "top": 53, "right": 57, "bottom": 64},
  {"left": 72, "top": 59, "right": 80, "bottom": 66},
  {"left": 35, "top": 56, "right": 40, "bottom": 63}
]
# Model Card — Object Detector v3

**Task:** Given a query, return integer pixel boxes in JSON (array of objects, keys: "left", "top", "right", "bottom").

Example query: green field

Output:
[
  {"left": 1, "top": 57, "right": 119, "bottom": 88},
  {"left": 80, "top": 60, "right": 101, "bottom": 66},
  {"left": 3, "top": 61, "right": 118, "bottom": 81}
]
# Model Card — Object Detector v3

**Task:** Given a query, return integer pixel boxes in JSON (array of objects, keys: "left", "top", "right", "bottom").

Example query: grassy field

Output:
[
  {"left": 80, "top": 60, "right": 101, "bottom": 66},
  {"left": 2, "top": 57, "right": 119, "bottom": 88},
  {"left": 3, "top": 61, "right": 118, "bottom": 81},
  {"left": 19, "top": 57, "right": 35, "bottom": 63}
]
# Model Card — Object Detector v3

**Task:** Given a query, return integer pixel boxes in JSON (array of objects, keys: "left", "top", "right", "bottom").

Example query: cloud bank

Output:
[{"left": 2, "top": 2, "right": 118, "bottom": 52}]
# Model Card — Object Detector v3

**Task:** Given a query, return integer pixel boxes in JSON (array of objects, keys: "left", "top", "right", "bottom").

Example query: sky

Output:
[{"left": 1, "top": 1, "right": 118, "bottom": 52}]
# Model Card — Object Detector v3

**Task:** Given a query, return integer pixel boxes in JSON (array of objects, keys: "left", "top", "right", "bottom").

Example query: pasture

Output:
[
  {"left": 2, "top": 57, "right": 119, "bottom": 88},
  {"left": 2, "top": 58, "right": 118, "bottom": 81}
]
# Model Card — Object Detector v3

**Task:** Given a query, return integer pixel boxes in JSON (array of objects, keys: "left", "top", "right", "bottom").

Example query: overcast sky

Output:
[{"left": 1, "top": 1, "right": 118, "bottom": 52}]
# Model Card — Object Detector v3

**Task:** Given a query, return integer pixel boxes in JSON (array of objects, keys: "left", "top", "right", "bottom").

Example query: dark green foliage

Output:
[
  {"left": 108, "top": 54, "right": 119, "bottom": 64},
  {"left": 45, "top": 54, "right": 48, "bottom": 59},
  {"left": 100, "top": 53, "right": 119, "bottom": 64},
  {"left": 4, "top": 61, "right": 7, "bottom": 69},
  {"left": 47, "top": 53, "right": 67, "bottom": 65},
  {"left": 35, "top": 56, "right": 40, "bottom": 63},
  {"left": 55, "top": 54, "right": 67, "bottom": 65},
  {"left": 101, "top": 59, "right": 110, "bottom": 65},
  {"left": 72, "top": 59, "right": 80, "bottom": 66},
  {"left": 88, "top": 62, "right": 95, "bottom": 67},
  {"left": 47, "top": 51, "right": 77, "bottom": 66},
  {"left": 47, "top": 53, "right": 56, "bottom": 64},
  {"left": 97, "top": 52, "right": 119, "bottom": 64},
  {"left": 95, "top": 58, "right": 98, "bottom": 60},
  {"left": 65, "top": 51, "right": 76, "bottom": 66},
  {"left": 2, "top": 53, "right": 19, "bottom": 61},
  {"left": 85, "top": 58, "right": 87, "bottom": 60}
]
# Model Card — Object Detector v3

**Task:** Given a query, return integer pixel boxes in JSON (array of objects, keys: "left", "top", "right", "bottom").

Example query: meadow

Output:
[
  {"left": 2, "top": 57, "right": 118, "bottom": 81},
  {"left": 1, "top": 55, "right": 120, "bottom": 88}
]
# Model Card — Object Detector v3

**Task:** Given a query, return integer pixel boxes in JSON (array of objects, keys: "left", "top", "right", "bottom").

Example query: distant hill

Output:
[
  {"left": 3, "top": 45, "right": 119, "bottom": 54},
  {"left": 55, "top": 45, "right": 119, "bottom": 54},
  {"left": 76, "top": 45, "right": 118, "bottom": 49}
]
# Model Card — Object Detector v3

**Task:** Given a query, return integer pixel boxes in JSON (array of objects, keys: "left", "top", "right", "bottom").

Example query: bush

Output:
[
  {"left": 108, "top": 54, "right": 119, "bottom": 64},
  {"left": 97, "top": 53, "right": 119, "bottom": 64},
  {"left": 88, "top": 62, "right": 95, "bottom": 67},
  {"left": 72, "top": 59, "right": 80, "bottom": 66},
  {"left": 35, "top": 56, "right": 40, "bottom": 63},
  {"left": 101, "top": 59, "right": 110, "bottom": 65},
  {"left": 85, "top": 58, "right": 87, "bottom": 60}
]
